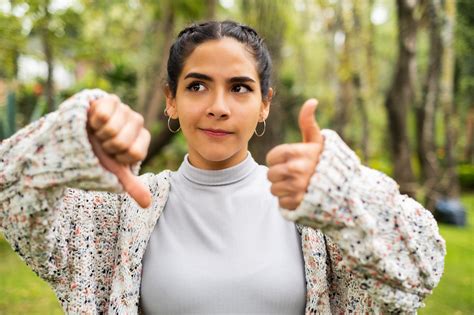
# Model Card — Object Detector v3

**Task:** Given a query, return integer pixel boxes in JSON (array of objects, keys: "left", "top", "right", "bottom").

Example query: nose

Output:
[{"left": 206, "top": 91, "right": 230, "bottom": 119}]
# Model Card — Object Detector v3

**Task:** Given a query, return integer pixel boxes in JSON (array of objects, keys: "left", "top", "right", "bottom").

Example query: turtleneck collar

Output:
[{"left": 177, "top": 152, "right": 258, "bottom": 186}]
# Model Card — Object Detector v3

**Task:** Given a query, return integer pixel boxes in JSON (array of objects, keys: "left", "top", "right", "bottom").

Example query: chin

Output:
[
  {"left": 190, "top": 145, "right": 247, "bottom": 169},
  {"left": 199, "top": 148, "right": 239, "bottom": 162}
]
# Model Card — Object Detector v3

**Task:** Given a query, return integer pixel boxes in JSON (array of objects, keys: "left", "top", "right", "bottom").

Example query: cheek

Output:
[
  {"left": 177, "top": 106, "right": 201, "bottom": 128},
  {"left": 236, "top": 108, "right": 260, "bottom": 136}
]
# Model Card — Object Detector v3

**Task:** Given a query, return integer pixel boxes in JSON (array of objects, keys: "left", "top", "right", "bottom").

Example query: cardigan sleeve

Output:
[
  {"left": 0, "top": 89, "right": 125, "bottom": 282},
  {"left": 280, "top": 129, "right": 446, "bottom": 313}
]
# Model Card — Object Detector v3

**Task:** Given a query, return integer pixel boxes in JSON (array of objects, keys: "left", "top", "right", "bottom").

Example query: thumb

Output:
[
  {"left": 88, "top": 132, "right": 152, "bottom": 208},
  {"left": 114, "top": 167, "right": 152, "bottom": 208},
  {"left": 298, "top": 99, "right": 322, "bottom": 143}
]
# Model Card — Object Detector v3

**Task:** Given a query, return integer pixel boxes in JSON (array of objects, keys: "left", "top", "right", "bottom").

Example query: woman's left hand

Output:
[{"left": 266, "top": 99, "right": 324, "bottom": 210}]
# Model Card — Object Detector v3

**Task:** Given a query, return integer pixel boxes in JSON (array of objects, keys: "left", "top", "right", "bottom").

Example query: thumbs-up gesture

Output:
[
  {"left": 266, "top": 99, "right": 324, "bottom": 210},
  {"left": 87, "top": 95, "right": 152, "bottom": 208}
]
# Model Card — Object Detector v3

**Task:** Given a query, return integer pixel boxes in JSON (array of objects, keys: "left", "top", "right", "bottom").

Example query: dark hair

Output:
[{"left": 166, "top": 20, "right": 272, "bottom": 100}]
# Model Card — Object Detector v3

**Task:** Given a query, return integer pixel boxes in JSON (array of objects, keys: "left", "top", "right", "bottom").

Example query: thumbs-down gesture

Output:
[{"left": 266, "top": 99, "right": 324, "bottom": 210}]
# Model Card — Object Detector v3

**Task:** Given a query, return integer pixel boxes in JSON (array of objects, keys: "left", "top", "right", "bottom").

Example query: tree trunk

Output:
[
  {"left": 465, "top": 108, "right": 474, "bottom": 163},
  {"left": 323, "top": 4, "right": 339, "bottom": 135},
  {"left": 440, "top": 0, "right": 460, "bottom": 198},
  {"left": 384, "top": 0, "right": 418, "bottom": 197},
  {"left": 354, "top": 75, "right": 369, "bottom": 163},
  {"left": 42, "top": 0, "right": 55, "bottom": 113},
  {"left": 332, "top": 0, "right": 354, "bottom": 142},
  {"left": 353, "top": 0, "right": 372, "bottom": 163},
  {"left": 245, "top": 0, "right": 287, "bottom": 164},
  {"left": 144, "top": 2, "right": 175, "bottom": 131},
  {"left": 139, "top": 1, "right": 176, "bottom": 168},
  {"left": 416, "top": 0, "right": 443, "bottom": 210},
  {"left": 366, "top": 0, "right": 377, "bottom": 103},
  {"left": 205, "top": 0, "right": 217, "bottom": 20}
]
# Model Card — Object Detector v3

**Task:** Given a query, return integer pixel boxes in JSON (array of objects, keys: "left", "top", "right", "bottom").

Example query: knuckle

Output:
[
  {"left": 265, "top": 149, "right": 276, "bottom": 165},
  {"left": 95, "top": 107, "right": 110, "bottom": 124},
  {"left": 135, "top": 113, "right": 144, "bottom": 126},
  {"left": 286, "top": 161, "right": 299, "bottom": 174},
  {"left": 111, "top": 139, "right": 129, "bottom": 152},
  {"left": 119, "top": 103, "right": 130, "bottom": 116},
  {"left": 267, "top": 166, "right": 276, "bottom": 182},
  {"left": 122, "top": 104, "right": 132, "bottom": 116},
  {"left": 286, "top": 179, "right": 298, "bottom": 193},
  {"left": 270, "top": 184, "right": 278, "bottom": 196},
  {"left": 284, "top": 143, "right": 294, "bottom": 153},
  {"left": 141, "top": 129, "right": 151, "bottom": 148},
  {"left": 101, "top": 141, "right": 114, "bottom": 153},
  {"left": 109, "top": 94, "right": 121, "bottom": 104},
  {"left": 100, "top": 125, "right": 119, "bottom": 138},
  {"left": 128, "top": 146, "right": 145, "bottom": 161},
  {"left": 283, "top": 146, "right": 293, "bottom": 161},
  {"left": 267, "top": 170, "right": 275, "bottom": 182},
  {"left": 143, "top": 128, "right": 151, "bottom": 141},
  {"left": 115, "top": 154, "right": 131, "bottom": 164}
]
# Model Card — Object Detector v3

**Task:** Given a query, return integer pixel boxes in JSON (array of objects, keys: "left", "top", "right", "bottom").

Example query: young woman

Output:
[{"left": 0, "top": 21, "right": 445, "bottom": 314}]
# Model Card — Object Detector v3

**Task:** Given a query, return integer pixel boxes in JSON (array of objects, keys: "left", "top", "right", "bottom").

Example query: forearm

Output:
[
  {"left": 281, "top": 130, "right": 446, "bottom": 311},
  {"left": 0, "top": 89, "right": 123, "bottom": 279}
]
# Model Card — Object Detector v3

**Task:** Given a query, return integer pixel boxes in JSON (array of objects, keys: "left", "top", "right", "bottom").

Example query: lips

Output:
[{"left": 200, "top": 128, "right": 233, "bottom": 137}]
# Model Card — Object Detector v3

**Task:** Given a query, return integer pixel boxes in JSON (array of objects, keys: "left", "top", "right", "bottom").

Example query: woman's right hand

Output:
[{"left": 87, "top": 95, "right": 152, "bottom": 208}]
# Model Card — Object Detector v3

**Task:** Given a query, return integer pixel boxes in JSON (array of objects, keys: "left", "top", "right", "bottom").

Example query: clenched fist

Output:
[
  {"left": 87, "top": 95, "right": 152, "bottom": 208},
  {"left": 266, "top": 99, "right": 324, "bottom": 210}
]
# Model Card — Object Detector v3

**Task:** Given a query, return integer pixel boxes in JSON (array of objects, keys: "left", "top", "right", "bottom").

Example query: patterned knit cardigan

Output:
[{"left": 0, "top": 90, "right": 445, "bottom": 314}]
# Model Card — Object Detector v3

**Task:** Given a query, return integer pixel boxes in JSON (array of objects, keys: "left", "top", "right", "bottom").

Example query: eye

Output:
[
  {"left": 186, "top": 82, "right": 206, "bottom": 92},
  {"left": 231, "top": 84, "right": 253, "bottom": 93}
]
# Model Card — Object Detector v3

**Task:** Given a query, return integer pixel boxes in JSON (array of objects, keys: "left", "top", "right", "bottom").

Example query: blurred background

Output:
[{"left": 0, "top": 0, "right": 472, "bottom": 314}]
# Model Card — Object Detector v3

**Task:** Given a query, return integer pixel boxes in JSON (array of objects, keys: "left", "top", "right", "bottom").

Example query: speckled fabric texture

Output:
[{"left": 0, "top": 89, "right": 446, "bottom": 314}]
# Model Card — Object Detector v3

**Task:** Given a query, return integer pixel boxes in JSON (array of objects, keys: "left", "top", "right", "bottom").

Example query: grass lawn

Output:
[
  {"left": 0, "top": 195, "right": 473, "bottom": 314},
  {"left": 419, "top": 193, "right": 474, "bottom": 315},
  {"left": 0, "top": 237, "right": 62, "bottom": 314}
]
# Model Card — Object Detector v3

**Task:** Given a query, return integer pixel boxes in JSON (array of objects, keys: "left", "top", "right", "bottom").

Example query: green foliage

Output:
[
  {"left": 368, "top": 158, "right": 394, "bottom": 177},
  {"left": 15, "top": 83, "right": 50, "bottom": 122},
  {"left": 142, "top": 133, "right": 188, "bottom": 173},
  {"left": 103, "top": 63, "right": 138, "bottom": 105},
  {"left": 5, "top": 91, "right": 16, "bottom": 137},
  {"left": 458, "top": 163, "right": 474, "bottom": 190},
  {"left": 0, "top": 12, "right": 25, "bottom": 79},
  {"left": 0, "top": 90, "right": 20, "bottom": 139}
]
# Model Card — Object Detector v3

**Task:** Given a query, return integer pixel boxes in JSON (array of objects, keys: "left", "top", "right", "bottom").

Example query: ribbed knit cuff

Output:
[{"left": 280, "top": 129, "right": 361, "bottom": 226}]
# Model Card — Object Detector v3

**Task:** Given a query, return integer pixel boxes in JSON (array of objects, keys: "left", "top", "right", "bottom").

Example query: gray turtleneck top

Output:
[{"left": 140, "top": 152, "right": 306, "bottom": 314}]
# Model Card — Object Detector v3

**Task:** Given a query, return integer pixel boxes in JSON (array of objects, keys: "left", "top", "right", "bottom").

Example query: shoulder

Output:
[{"left": 253, "top": 163, "right": 272, "bottom": 184}]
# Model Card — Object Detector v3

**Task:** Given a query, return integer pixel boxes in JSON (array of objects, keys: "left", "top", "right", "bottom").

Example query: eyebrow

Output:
[{"left": 183, "top": 72, "right": 256, "bottom": 84}]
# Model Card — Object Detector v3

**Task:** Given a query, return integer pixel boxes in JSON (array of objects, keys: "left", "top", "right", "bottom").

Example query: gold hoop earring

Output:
[
  {"left": 254, "top": 120, "right": 266, "bottom": 137},
  {"left": 168, "top": 117, "right": 181, "bottom": 133}
]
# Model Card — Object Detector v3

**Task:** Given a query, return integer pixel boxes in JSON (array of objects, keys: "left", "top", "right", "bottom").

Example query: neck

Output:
[
  {"left": 187, "top": 148, "right": 250, "bottom": 170},
  {"left": 178, "top": 151, "right": 257, "bottom": 186}
]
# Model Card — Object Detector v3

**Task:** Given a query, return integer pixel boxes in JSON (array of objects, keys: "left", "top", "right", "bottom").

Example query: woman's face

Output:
[{"left": 166, "top": 37, "right": 272, "bottom": 170}]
